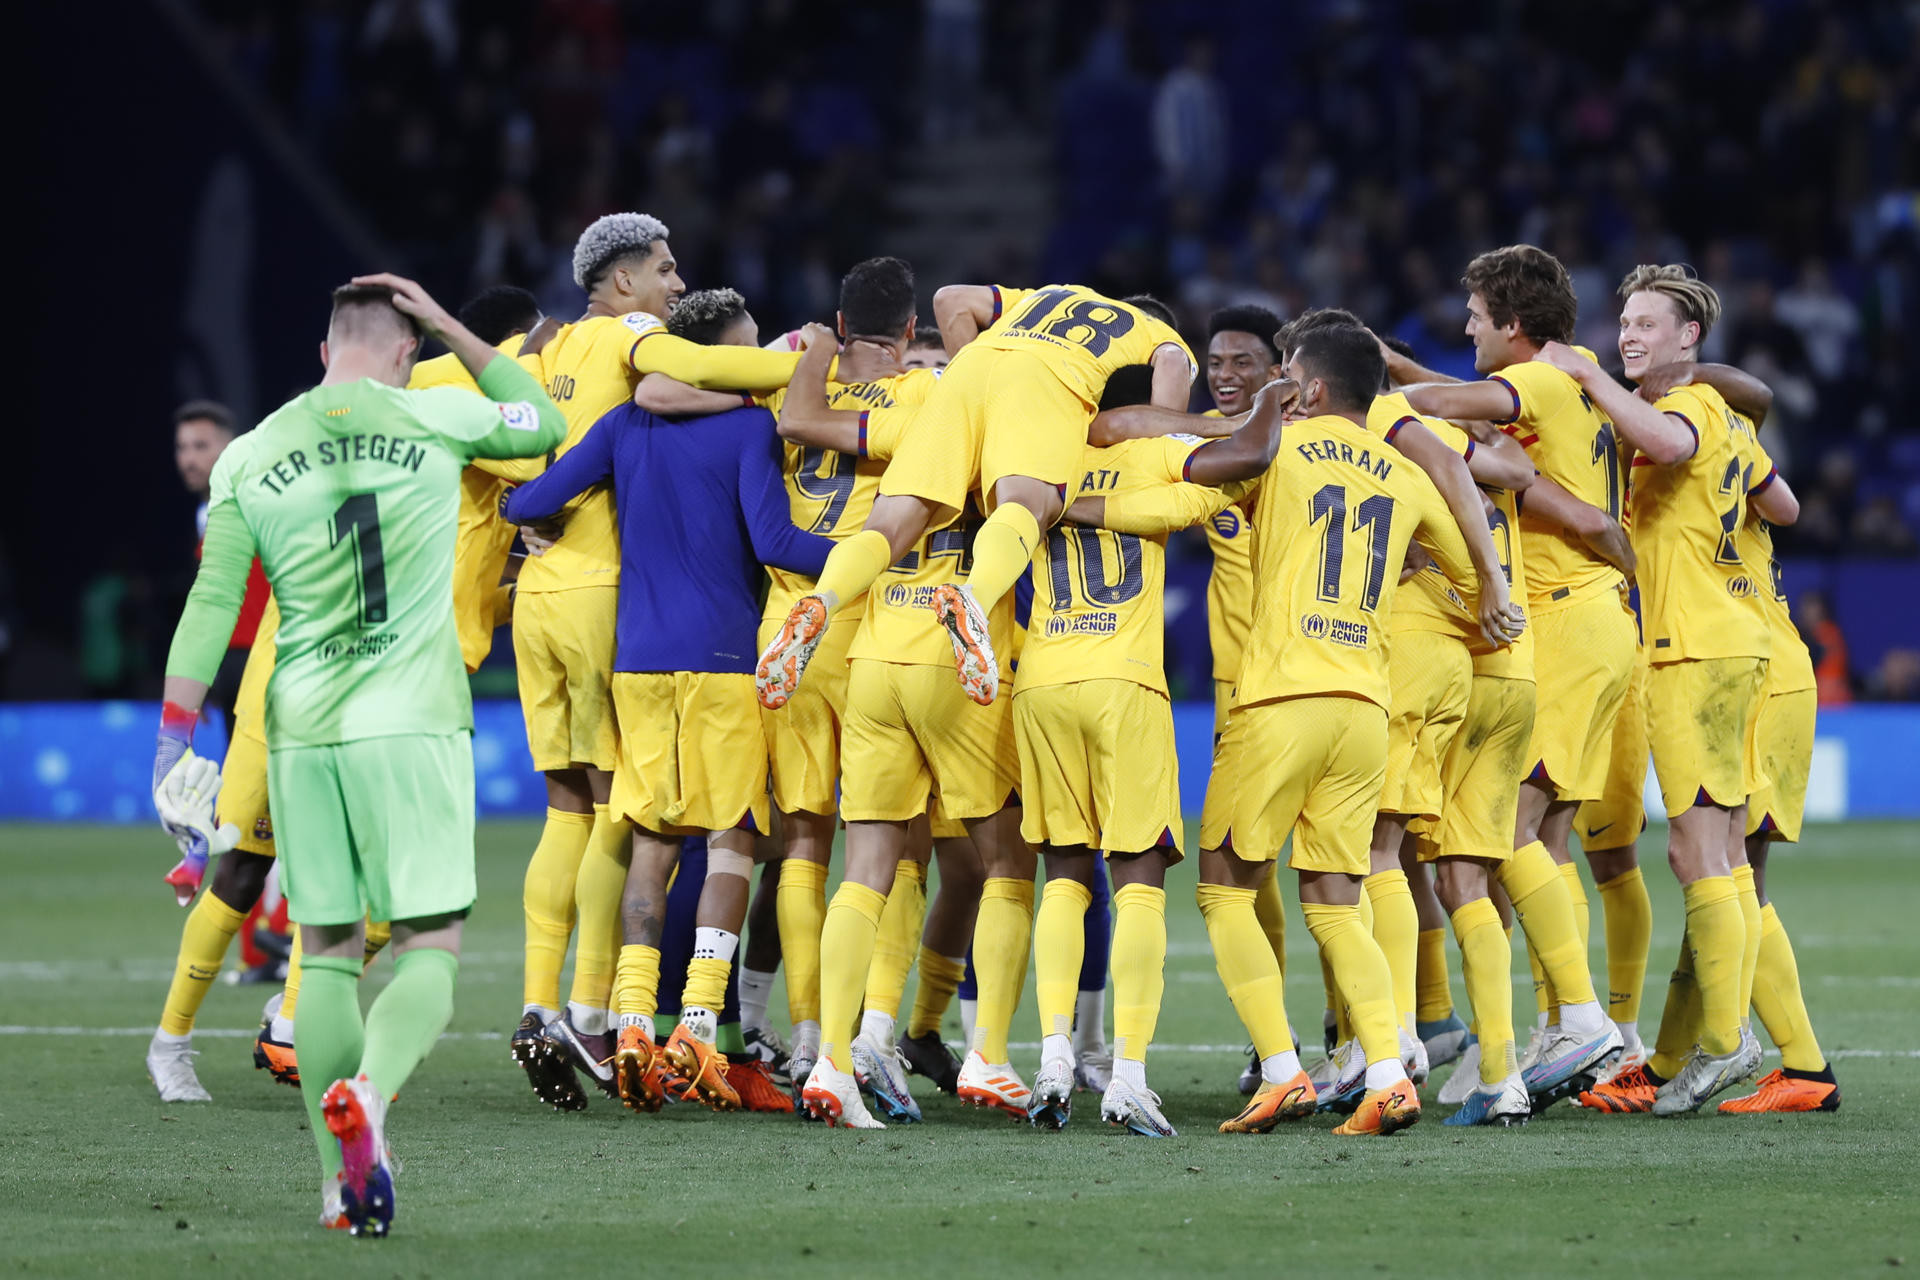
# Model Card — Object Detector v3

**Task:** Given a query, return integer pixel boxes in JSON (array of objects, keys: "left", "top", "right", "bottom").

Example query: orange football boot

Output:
[
  {"left": 254, "top": 1022, "right": 300, "bottom": 1088},
  {"left": 615, "top": 1025, "right": 666, "bottom": 1113},
  {"left": 1717, "top": 1068, "right": 1841, "bottom": 1114},
  {"left": 1578, "top": 1062, "right": 1659, "bottom": 1113},
  {"left": 1332, "top": 1078, "right": 1422, "bottom": 1136},
  {"left": 1219, "top": 1072, "right": 1318, "bottom": 1133},
  {"left": 755, "top": 596, "right": 829, "bottom": 710},
  {"left": 725, "top": 1058, "right": 796, "bottom": 1113},
  {"left": 664, "top": 1025, "right": 741, "bottom": 1111},
  {"left": 929, "top": 585, "right": 999, "bottom": 705}
]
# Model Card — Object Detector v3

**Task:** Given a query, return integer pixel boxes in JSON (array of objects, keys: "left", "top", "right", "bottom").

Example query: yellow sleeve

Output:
[
  {"left": 1145, "top": 318, "right": 1199, "bottom": 379},
  {"left": 469, "top": 452, "right": 548, "bottom": 483},
  {"left": 859, "top": 402, "right": 915, "bottom": 462},
  {"left": 1100, "top": 481, "right": 1230, "bottom": 537},
  {"left": 991, "top": 286, "right": 1034, "bottom": 326},
  {"left": 1487, "top": 360, "right": 1569, "bottom": 428},
  {"left": 628, "top": 330, "right": 802, "bottom": 393}
]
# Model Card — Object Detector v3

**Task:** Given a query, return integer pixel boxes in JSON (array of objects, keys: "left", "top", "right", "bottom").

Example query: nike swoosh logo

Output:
[{"left": 1585, "top": 823, "right": 1614, "bottom": 838}]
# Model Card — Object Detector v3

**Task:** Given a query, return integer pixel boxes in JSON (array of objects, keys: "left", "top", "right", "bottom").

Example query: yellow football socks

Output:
[
  {"left": 971, "top": 877, "right": 1035, "bottom": 1063},
  {"left": 1252, "top": 866, "right": 1287, "bottom": 974},
  {"left": 681, "top": 955, "right": 733, "bottom": 1029},
  {"left": 777, "top": 856, "right": 830, "bottom": 1026},
  {"left": 1415, "top": 928, "right": 1453, "bottom": 1024},
  {"left": 1111, "top": 883, "right": 1167, "bottom": 1062},
  {"left": 964, "top": 503, "right": 1042, "bottom": 614},
  {"left": 1364, "top": 869, "right": 1419, "bottom": 1034},
  {"left": 159, "top": 891, "right": 248, "bottom": 1036},
  {"left": 282, "top": 928, "right": 304, "bottom": 1020},
  {"left": 1450, "top": 897, "right": 1516, "bottom": 1086},
  {"left": 1753, "top": 903, "right": 1825, "bottom": 1072},
  {"left": 1731, "top": 863, "right": 1763, "bottom": 1015},
  {"left": 1198, "top": 883, "right": 1290, "bottom": 1059},
  {"left": 1034, "top": 877, "right": 1093, "bottom": 1040},
  {"left": 818, "top": 882, "right": 888, "bottom": 1072},
  {"left": 814, "top": 528, "right": 892, "bottom": 610},
  {"left": 1649, "top": 935, "right": 1699, "bottom": 1080},
  {"left": 1596, "top": 867, "right": 1651, "bottom": 1024},
  {"left": 1560, "top": 862, "right": 1590, "bottom": 960},
  {"left": 522, "top": 807, "right": 593, "bottom": 1012},
  {"left": 1525, "top": 933, "right": 1555, "bottom": 1022},
  {"left": 1320, "top": 950, "right": 1350, "bottom": 1043},
  {"left": 864, "top": 860, "right": 928, "bottom": 1017},
  {"left": 1682, "top": 876, "right": 1746, "bottom": 1055},
  {"left": 908, "top": 948, "right": 967, "bottom": 1039},
  {"left": 1303, "top": 901, "right": 1399, "bottom": 1068},
  {"left": 1500, "top": 840, "right": 1597, "bottom": 1007},
  {"left": 364, "top": 921, "right": 391, "bottom": 969},
  {"left": 613, "top": 944, "right": 661, "bottom": 1024},
  {"left": 569, "top": 805, "right": 631, "bottom": 1014}
]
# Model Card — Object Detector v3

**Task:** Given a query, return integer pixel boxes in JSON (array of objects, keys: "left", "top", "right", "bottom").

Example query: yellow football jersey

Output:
[
  {"left": 978, "top": 284, "right": 1196, "bottom": 407},
  {"left": 407, "top": 346, "right": 527, "bottom": 669},
  {"left": 1493, "top": 356, "right": 1626, "bottom": 610},
  {"left": 848, "top": 504, "right": 1018, "bottom": 674},
  {"left": 758, "top": 368, "right": 942, "bottom": 615},
  {"left": 1233, "top": 414, "right": 1476, "bottom": 713},
  {"left": 1201, "top": 408, "right": 1256, "bottom": 685},
  {"left": 1019, "top": 436, "right": 1225, "bottom": 696},
  {"left": 1738, "top": 425, "right": 1815, "bottom": 692},
  {"left": 1630, "top": 384, "right": 1770, "bottom": 664},
  {"left": 231, "top": 593, "right": 279, "bottom": 746},
  {"left": 479, "top": 314, "right": 659, "bottom": 594},
  {"left": 848, "top": 403, "right": 1017, "bottom": 671},
  {"left": 1366, "top": 393, "right": 1534, "bottom": 678}
]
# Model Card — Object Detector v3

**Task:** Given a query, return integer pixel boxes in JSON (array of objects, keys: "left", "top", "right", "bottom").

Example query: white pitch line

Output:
[{"left": 5, "top": 1025, "right": 1916, "bottom": 1059}]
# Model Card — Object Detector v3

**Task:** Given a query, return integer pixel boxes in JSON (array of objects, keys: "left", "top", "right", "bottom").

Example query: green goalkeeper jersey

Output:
[{"left": 166, "top": 357, "right": 565, "bottom": 748}]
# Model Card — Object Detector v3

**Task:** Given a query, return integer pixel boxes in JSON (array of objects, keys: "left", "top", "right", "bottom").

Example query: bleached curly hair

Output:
[
  {"left": 571, "top": 212, "right": 670, "bottom": 291},
  {"left": 666, "top": 288, "right": 749, "bottom": 344}
]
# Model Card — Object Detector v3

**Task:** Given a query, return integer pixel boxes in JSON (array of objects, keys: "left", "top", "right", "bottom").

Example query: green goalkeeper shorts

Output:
[{"left": 268, "top": 731, "right": 477, "bottom": 927}]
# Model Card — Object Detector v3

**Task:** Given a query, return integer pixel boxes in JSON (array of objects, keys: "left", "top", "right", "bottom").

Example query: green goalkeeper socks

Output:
[
  {"left": 360, "top": 947, "right": 459, "bottom": 1102},
  {"left": 293, "top": 955, "right": 365, "bottom": 1177}
]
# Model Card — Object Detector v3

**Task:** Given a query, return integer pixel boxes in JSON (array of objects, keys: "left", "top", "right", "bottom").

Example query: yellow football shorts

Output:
[
  {"left": 1424, "top": 675, "right": 1536, "bottom": 863},
  {"left": 1380, "top": 630, "right": 1472, "bottom": 821},
  {"left": 876, "top": 347, "right": 1092, "bottom": 516},
  {"left": 514, "top": 586, "right": 619, "bottom": 773},
  {"left": 610, "top": 671, "right": 769, "bottom": 836},
  {"left": 1213, "top": 679, "right": 1235, "bottom": 739},
  {"left": 840, "top": 660, "right": 1019, "bottom": 824},
  {"left": 1200, "top": 695, "right": 1387, "bottom": 875},
  {"left": 1526, "top": 588, "right": 1637, "bottom": 801},
  {"left": 217, "top": 728, "right": 275, "bottom": 856},
  {"left": 758, "top": 603, "right": 859, "bottom": 817},
  {"left": 1013, "top": 679, "right": 1183, "bottom": 857},
  {"left": 1645, "top": 656, "right": 1769, "bottom": 819},
  {"left": 1576, "top": 650, "right": 1648, "bottom": 852},
  {"left": 1745, "top": 685, "right": 1816, "bottom": 843}
]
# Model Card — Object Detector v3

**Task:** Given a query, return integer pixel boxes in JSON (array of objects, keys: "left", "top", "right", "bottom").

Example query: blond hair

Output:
[{"left": 1618, "top": 264, "right": 1722, "bottom": 343}]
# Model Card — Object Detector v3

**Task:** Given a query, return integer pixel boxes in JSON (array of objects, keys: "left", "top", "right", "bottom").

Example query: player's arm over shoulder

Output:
[{"left": 1400, "top": 464, "right": 1478, "bottom": 597}]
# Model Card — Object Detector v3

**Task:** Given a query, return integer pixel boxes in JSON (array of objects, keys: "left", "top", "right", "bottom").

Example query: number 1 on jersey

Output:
[
  {"left": 330, "top": 493, "right": 388, "bottom": 626},
  {"left": 1309, "top": 484, "right": 1395, "bottom": 612}
]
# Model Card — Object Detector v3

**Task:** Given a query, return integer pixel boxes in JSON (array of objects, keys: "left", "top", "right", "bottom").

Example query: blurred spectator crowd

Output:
[
  {"left": 1046, "top": 0, "right": 1920, "bottom": 559},
  {"left": 138, "top": 0, "right": 1916, "bottom": 708}
]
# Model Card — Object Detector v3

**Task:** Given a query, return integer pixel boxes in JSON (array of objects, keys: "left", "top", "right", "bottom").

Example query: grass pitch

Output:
[{"left": 3, "top": 820, "right": 1917, "bottom": 1277}]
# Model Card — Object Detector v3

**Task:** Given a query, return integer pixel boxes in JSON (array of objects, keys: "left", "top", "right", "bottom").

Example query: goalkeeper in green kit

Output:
[{"left": 152, "top": 274, "right": 565, "bottom": 1238}]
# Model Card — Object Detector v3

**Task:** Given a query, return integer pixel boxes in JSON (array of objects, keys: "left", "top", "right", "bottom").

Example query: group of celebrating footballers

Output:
[{"left": 142, "top": 209, "right": 1841, "bottom": 1239}]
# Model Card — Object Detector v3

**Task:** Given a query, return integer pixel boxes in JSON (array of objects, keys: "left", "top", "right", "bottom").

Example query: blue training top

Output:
[{"left": 503, "top": 404, "right": 833, "bottom": 673}]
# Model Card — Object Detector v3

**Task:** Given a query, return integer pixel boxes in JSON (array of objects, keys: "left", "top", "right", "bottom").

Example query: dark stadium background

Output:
[{"left": 15, "top": 0, "right": 1919, "bottom": 706}]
